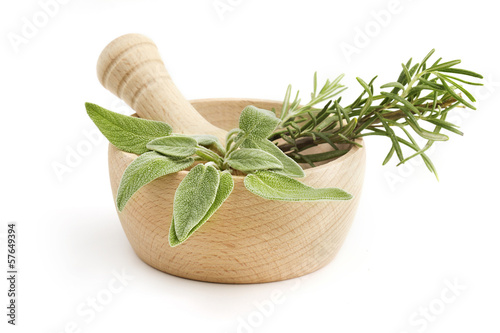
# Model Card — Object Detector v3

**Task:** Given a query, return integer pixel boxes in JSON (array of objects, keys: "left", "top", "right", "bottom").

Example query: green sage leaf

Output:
[
  {"left": 173, "top": 164, "right": 220, "bottom": 240},
  {"left": 116, "top": 152, "right": 194, "bottom": 211},
  {"left": 146, "top": 136, "right": 198, "bottom": 158},
  {"left": 169, "top": 171, "right": 234, "bottom": 246},
  {"left": 239, "top": 105, "right": 280, "bottom": 139},
  {"left": 227, "top": 148, "right": 283, "bottom": 172},
  {"left": 244, "top": 171, "right": 352, "bottom": 201},
  {"left": 241, "top": 138, "right": 305, "bottom": 178},
  {"left": 86, "top": 103, "right": 172, "bottom": 155},
  {"left": 190, "top": 134, "right": 225, "bottom": 154}
]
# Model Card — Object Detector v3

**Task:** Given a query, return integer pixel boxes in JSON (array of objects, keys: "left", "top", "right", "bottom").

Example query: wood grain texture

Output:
[
  {"left": 96, "top": 33, "right": 227, "bottom": 143},
  {"left": 108, "top": 98, "right": 366, "bottom": 284}
]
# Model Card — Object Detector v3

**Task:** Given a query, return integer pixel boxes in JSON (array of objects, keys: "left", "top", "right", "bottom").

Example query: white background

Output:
[{"left": 1, "top": 0, "right": 499, "bottom": 332}]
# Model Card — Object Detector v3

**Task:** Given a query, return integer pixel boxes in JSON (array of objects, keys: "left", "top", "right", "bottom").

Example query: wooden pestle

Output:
[{"left": 96, "top": 34, "right": 227, "bottom": 143}]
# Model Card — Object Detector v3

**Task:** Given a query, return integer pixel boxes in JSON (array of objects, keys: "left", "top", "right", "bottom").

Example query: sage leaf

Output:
[
  {"left": 169, "top": 171, "right": 234, "bottom": 246},
  {"left": 242, "top": 138, "right": 305, "bottom": 178},
  {"left": 227, "top": 148, "right": 283, "bottom": 172},
  {"left": 244, "top": 171, "right": 352, "bottom": 201},
  {"left": 239, "top": 105, "right": 280, "bottom": 139},
  {"left": 191, "top": 134, "right": 225, "bottom": 154},
  {"left": 117, "top": 152, "right": 194, "bottom": 211},
  {"left": 146, "top": 135, "right": 198, "bottom": 158},
  {"left": 173, "top": 164, "right": 220, "bottom": 240},
  {"left": 86, "top": 103, "right": 172, "bottom": 155},
  {"left": 169, "top": 218, "right": 182, "bottom": 246}
]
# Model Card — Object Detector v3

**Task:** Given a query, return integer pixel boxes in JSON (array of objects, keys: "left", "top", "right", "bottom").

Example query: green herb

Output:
[
  {"left": 227, "top": 148, "right": 283, "bottom": 172},
  {"left": 116, "top": 152, "right": 194, "bottom": 211},
  {"left": 240, "top": 137, "right": 305, "bottom": 178},
  {"left": 87, "top": 102, "right": 349, "bottom": 246},
  {"left": 239, "top": 105, "right": 281, "bottom": 139},
  {"left": 191, "top": 134, "right": 226, "bottom": 155},
  {"left": 244, "top": 171, "right": 352, "bottom": 201},
  {"left": 85, "top": 103, "right": 172, "bottom": 154},
  {"left": 87, "top": 49, "right": 482, "bottom": 246},
  {"left": 271, "top": 49, "right": 482, "bottom": 178},
  {"left": 171, "top": 164, "right": 221, "bottom": 241},
  {"left": 169, "top": 170, "right": 234, "bottom": 246},
  {"left": 147, "top": 135, "right": 198, "bottom": 158}
]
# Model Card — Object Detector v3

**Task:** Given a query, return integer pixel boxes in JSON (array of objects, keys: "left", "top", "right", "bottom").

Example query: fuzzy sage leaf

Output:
[
  {"left": 169, "top": 171, "right": 234, "bottom": 246},
  {"left": 239, "top": 105, "right": 280, "bottom": 139},
  {"left": 241, "top": 138, "right": 305, "bottom": 178},
  {"left": 86, "top": 103, "right": 172, "bottom": 155},
  {"left": 227, "top": 148, "right": 283, "bottom": 172},
  {"left": 244, "top": 171, "right": 352, "bottom": 201},
  {"left": 116, "top": 152, "right": 194, "bottom": 211},
  {"left": 146, "top": 136, "right": 198, "bottom": 158},
  {"left": 191, "top": 134, "right": 226, "bottom": 154},
  {"left": 172, "top": 164, "right": 220, "bottom": 241}
]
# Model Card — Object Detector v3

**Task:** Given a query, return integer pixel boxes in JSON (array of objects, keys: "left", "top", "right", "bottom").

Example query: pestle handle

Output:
[{"left": 96, "top": 34, "right": 227, "bottom": 143}]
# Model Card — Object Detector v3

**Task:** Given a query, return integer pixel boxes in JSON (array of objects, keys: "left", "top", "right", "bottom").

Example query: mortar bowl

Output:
[{"left": 108, "top": 98, "right": 366, "bottom": 284}]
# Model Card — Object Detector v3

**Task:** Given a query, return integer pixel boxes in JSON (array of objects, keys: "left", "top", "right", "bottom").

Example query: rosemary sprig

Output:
[
  {"left": 270, "top": 49, "right": 483, "bottom": 178},
  {"left": 278, "top": 73, "right": 347, "bottom": 126}
]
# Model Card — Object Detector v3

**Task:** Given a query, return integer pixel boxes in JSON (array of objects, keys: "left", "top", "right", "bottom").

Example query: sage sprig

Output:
[{"left": 87, "top": 102, "right": 349, "bottom": 246}]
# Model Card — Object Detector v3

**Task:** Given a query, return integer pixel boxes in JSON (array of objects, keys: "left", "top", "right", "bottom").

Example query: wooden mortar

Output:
[
  {"left": 99, "top": 35, "right": 366, "bottom": 284},
  {"left": 108, "top": 100, "right": 365, "bottom": 283}
]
